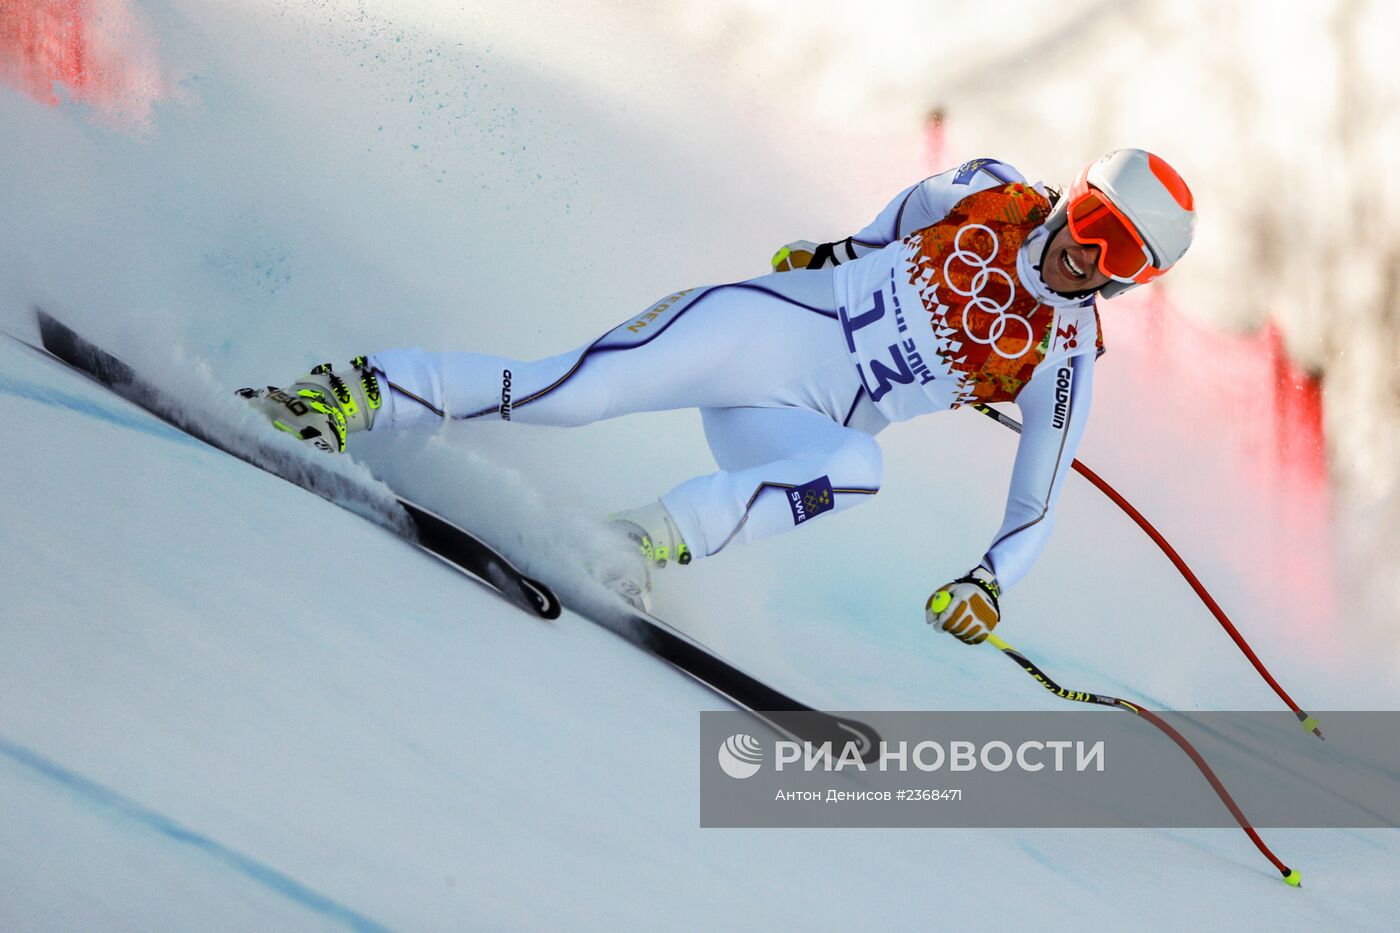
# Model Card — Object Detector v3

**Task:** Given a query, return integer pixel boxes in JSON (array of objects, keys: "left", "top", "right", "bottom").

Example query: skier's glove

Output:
[
  {"left": 771, "top": 240, "right": 820, "bottom": 272},
  {"left": 925, "top": 566, "right": 1001, "bottom": 645},
  {"left": 771, "top": 238, "right": 857, "bottom": 273}
]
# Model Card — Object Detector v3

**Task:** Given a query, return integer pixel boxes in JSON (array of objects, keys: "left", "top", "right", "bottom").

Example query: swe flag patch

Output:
[{"left": 787, "top": 476, "right": 834, "bottom": 525}]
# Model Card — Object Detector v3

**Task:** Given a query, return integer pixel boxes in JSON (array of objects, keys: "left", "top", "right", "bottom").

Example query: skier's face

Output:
[{"left": 1041, "top": 222, "right": 1113, "bottom": 295}]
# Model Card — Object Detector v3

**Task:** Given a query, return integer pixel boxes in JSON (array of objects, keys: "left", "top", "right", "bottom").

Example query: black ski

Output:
[
  {"left": 593, "top": 605, "right": 882, "bottom": 758},
  {"left": 17, "top": 310, "right": 881, "bottom": 755},
  {"left": 24, "top": 309, "right": 560, "bottom": 620}
]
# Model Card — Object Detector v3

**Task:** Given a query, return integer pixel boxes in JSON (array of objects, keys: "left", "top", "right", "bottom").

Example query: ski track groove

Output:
[
  {"left": 0, "top": 735, "right": 392, "bottom": 933},
  {"left": 0, "top": 370, "right": 199, "bottom": 447}
]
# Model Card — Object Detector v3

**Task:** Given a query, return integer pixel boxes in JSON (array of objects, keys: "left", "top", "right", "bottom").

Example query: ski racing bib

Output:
[{"left": 832, "top": 183, "right": 1103, "bottom": 422}]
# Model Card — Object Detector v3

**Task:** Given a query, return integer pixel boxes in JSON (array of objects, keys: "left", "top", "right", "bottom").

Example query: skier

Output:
[{"left": 241, "top": 149, "right": 1194, "bottom": 636}]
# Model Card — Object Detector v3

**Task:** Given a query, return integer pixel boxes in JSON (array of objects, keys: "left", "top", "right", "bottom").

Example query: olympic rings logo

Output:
[{"left": 942, "top": 223, "right": 1034, "bottom": 359}]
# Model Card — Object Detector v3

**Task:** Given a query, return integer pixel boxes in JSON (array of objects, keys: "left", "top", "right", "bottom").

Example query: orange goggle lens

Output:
[{"left": 1065, "top": 189, "right": 1159, "bottom": 283}]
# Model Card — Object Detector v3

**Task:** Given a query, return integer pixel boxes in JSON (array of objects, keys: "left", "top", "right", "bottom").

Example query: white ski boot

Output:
[
  {"left": 605, "top": 500, "right": 691, "bottom": 612},
  {"left": 237, "top": 356, "right": 382, "bottom": 453}
]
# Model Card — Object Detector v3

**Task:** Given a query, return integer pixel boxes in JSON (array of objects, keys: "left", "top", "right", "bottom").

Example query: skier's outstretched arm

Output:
[
  {"left": 981, "top": 351, "right": 1094, "bottom": 589},
  {"left": 770, "top": 158, "right": 1026, "bottom": 271},
  {"left": 926, "top": 351, "right": 1095, "bottom": 644}
]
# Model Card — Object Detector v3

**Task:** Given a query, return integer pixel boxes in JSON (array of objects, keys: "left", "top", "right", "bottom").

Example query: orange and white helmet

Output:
[{"left": 1047, "top": 149, "right": 1196, "bottom": 298}]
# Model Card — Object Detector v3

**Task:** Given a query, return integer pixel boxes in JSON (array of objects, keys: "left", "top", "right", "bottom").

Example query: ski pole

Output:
[
  {"left": 967, "top": 625, "right": 1301, "bottom": 884},
  {"left": 970, "top": 402, "right": 1323, "bottom": 741}
]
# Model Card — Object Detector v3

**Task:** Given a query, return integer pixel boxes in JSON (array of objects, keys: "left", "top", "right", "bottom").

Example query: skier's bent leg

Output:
[{"left": 661, "top": 406, "right": 883, "bottom": 559}]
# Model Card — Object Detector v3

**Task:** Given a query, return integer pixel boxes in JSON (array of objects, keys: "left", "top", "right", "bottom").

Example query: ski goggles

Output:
[{"left": 1065, "top": 175, "right": 1163, "bottom": 284}]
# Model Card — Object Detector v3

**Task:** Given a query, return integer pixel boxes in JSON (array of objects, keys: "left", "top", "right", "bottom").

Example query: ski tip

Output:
[
  {"left": 522, "top": 577, "right": 562, "bottom": 620},
  {"left": 1282, "top": 868, "right": 1301, "bottom": 888},
  {"left": 833, "top": 718, "right": 882, "bottom": 764}
]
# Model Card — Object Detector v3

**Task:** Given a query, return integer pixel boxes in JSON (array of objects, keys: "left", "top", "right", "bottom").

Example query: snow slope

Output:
[{"left": 1, "top": 1, "right": 1398, "bottom": 929}]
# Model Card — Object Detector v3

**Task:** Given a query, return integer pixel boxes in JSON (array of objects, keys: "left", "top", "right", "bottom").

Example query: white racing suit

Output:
[{"left": 366, "top": 158, "right": 1099, "bottom": 590}]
